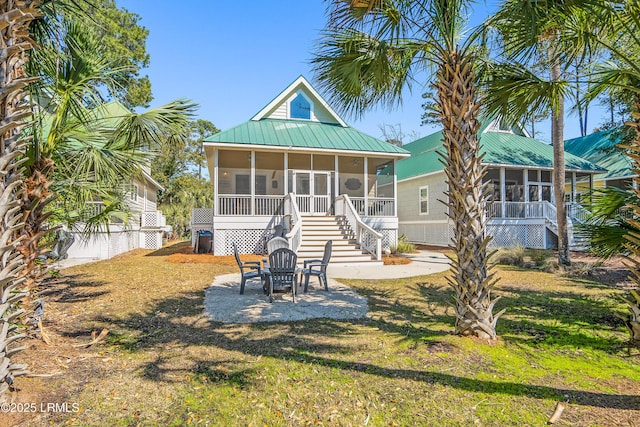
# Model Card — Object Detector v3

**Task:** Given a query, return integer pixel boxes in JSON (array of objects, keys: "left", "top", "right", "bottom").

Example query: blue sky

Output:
[{"left": 117, "top": 0, "right": 597, "bottom": 143}]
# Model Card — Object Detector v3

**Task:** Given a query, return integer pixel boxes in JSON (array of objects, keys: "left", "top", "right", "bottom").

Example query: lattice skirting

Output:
[
  {"left": 141, "top": 231, "right": 163, "bottom": 249},
  {"left": 487, "top": 224, "right": 547, "bottom": 249},
  {"left": 214, "top": 229, "right": 272, "bottom": 255},
  {"left": 401, "top": 221, "right": 551, "bottom": 249},
  {"left": 378, "top": 229, "right": 397, "bottom": 251},
  {"left": 399, "top": 223, "right": 453, "bottom": 246}
]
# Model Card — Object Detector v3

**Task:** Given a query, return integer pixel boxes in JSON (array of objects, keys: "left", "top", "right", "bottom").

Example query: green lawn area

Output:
[{"left": 13, "top": 242, "right": 640, "bottom": 426}]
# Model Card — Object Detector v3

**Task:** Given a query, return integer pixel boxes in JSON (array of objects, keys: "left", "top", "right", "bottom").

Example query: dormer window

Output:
[{"left": 289, "top": 91, "right": 312, "bottom": 120}]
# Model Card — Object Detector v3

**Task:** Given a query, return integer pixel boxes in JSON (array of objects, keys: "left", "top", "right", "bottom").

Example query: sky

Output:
[{"left": 117, "top": 0, "right": 600, "bottom": 144}]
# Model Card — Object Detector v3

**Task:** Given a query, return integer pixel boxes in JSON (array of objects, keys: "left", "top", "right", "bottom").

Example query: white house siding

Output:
[
  {"left": 269, "top": 103, "right": 288, "bottom": 120},
  {"left": 313, "top": 106, "right": 340, "bottom": 124},
  {"left": 65, "top": 176, "right": 165, "bottom": 261},
  {"left": 397, "top": 172, "right": 454, "bottom": 246}
]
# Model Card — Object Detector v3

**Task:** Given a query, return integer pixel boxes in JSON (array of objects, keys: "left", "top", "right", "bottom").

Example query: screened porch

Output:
[
  {"left": 212, "top": 149, "right": 397, "bottom": 218},
  {"left": 484, "top": 167, "right": 593, "bottom": 219}
]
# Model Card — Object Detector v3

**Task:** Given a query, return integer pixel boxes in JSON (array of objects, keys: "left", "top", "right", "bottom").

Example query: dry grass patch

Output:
[{"left": 6, "top": 241, "right": 640, "bottom": 426}]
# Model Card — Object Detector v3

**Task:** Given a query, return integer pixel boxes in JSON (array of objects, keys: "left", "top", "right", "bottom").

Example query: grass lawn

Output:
[{"left": 7, "top": 242, "right": 640, "bottom": 426}]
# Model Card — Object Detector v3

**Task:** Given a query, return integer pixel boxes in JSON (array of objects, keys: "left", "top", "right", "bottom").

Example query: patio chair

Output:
[
  {"left": 233, "top": 242, "right": 262, "bottom": 295},
  {"left": 303, "top": 240, "right": 332, "bottom": 292},
  {"left": 266, "top": 248, "right": 298, "bottom": 303},
  {"left": 267, "top": 236, "right": 289, "bottom": 254}
]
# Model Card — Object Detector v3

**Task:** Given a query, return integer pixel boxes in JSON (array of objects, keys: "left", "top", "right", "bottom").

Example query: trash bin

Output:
[{"left": 197, "top": 230, "right": 213, "bottom": 254}]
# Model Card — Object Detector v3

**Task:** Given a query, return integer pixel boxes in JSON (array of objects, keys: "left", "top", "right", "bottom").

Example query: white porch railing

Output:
[
  {"left": 255, "top": 195, "right": 285, "bottom": 216},
  {"left": 218, "top": 195, "right": 285, "bottom": 216},
  {"left": 335, "top": 194, "right": 382, "bottom": 261},
  {"left": 284, "top": 193, "right": 302, "bottom": 253},
  {"left": 219, "top": 195, "right": 251, "bottom": 215},
  {"left": 350, "top": 197, "right": 395, "bottom": 217},
  {"left": 487, "top": 201, "right": 562, "bottom": 221}
]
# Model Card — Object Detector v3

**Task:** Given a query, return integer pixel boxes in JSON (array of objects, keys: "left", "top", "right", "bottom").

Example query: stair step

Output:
[
  {"left": 303, "top": 230, "right": 347, "bottom": 237},
  {"left": 298, "top": 255, "right": 376, "bottom": 263},
  {"left": 299, "top": 245, "right": 359, "bottom": 252}
]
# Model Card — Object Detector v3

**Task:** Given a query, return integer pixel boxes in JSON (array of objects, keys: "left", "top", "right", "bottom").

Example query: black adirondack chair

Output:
[
  {"left": 233, "top": 242, "right": 262, "bottom": 295},
  {"left": 266, "top": 248, "right": 298, "bottom": 303}
]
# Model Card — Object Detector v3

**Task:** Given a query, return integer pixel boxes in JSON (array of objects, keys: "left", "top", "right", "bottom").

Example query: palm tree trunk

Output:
[
  {"left": 0, "top": 0, "right": 41, "bottom": 395},
  {"left": 549, "top": 44, "right": 570, "bottom": 266},
  {"left": 622, "top": 95, "right": 640, "bottom": 345},
  {"left": 17, "top": 158, "right": 56, "bottom": 289},
  {"left": 436, "top": 49, "right": 503, "bottom": 339}
]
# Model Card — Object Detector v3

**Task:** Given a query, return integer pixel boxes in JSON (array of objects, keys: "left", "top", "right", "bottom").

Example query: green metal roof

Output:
[
  {"left": 398, "top": 130, "right": 605, "bottom": 181},
  {"left": 565, "top": 128, "right": 633, "bottom": 180},
  {"left": 204, "top": 118, "right": 409, "bottom": 156}
]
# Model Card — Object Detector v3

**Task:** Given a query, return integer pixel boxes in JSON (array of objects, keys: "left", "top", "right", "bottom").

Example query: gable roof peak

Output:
[{"left": 251, "top": 75, "right": 348, "bottom": 127}]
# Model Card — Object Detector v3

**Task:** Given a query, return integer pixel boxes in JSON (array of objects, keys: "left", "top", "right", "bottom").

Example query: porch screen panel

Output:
[
  {"left": 289, "top": 153, "right": 311, "bottom": 170},
  {"left": 505, "top": 170, "right": 524, "bottom": 202},
  {"left": 255, "top": 152, "right": 284, "bottom": 215},
  {"left": 338, "top": 156, "right": 365, "bottom": 214},
  {"left": 314, "top": 155, "right": 333, "bottom": 171},
  {"left": 367, "top": 158, "right": 395, "bottom": 216},
  {"left": 218, "top": 150, "right": 251, "bottom": 215}
]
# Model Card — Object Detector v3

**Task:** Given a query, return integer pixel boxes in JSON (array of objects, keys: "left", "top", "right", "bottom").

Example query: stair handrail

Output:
[
  {"left": 565, "top": 201, "right": 590, "bottom": 225},
  {"left": 335, "top": 194, "right": 382, "bottom": 261},
  {"left": 284, "top": 193, "right": 302, "bottom": 253},
  {"left": 542, "top": 201, "right": 558, "bottom": 226}
]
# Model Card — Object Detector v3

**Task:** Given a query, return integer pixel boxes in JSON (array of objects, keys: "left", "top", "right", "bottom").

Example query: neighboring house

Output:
[
  {"left": 565, "top": 127, "right": 635, "bottom": 191},
  {"left": 191, "top": 76, "right": 409, "bottom": 264},
  {"left": 63, "top": 102, "right": 169, "bottom": 261},
  {"left": 397, "top": 119, "right": 605, "bottom": 249}
]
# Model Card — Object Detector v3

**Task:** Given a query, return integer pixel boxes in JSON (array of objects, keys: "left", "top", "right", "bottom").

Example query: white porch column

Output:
[
  {"left": 334, "top": 155, "right": 339, "bottom": 199},
  {"left": 393, "top": 159, "right": 398, "bottom": 217},
  {"left": 571, "top": 171, "right": 577, "bottom": 202},
  {"left": 363, "top": 157, "right": 368, "bottom": 217},
  {"left": 213, "top": 149, "right": 219, "bottom": 215},
  {"left": 284, "top": 152, "right": 289, "bottom": 195},
  {"left": 523, "top": 169, "right": 529, "bottom": 202},
  {"left": 500, "top": 167, "right": 506, "bottom": 218},
  {"left": 250, "top": 150, "right": 255, "bottom": 216}
]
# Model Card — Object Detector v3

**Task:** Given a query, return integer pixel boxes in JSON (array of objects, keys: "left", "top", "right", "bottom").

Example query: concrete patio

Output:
[{"left": 203, "top": 249, "right": 450, "bottom": 323}]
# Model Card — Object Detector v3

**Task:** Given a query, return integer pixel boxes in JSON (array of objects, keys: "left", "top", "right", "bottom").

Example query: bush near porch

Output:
[{"left": 8, "top": 242, "right": 640, "bottom": 426}]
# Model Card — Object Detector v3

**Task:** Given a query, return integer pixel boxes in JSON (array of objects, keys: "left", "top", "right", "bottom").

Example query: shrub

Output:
[
  {"left": 490, "top": 246, "right": 526, "bottom": 267},
  {"left": 392, "top": 234, "right": 415, "bottom": 254}
]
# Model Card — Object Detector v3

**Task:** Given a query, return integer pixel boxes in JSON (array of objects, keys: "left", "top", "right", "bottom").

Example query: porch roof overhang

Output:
[{"left": 204, "top": 118, "right": 409, "bottom": 159}]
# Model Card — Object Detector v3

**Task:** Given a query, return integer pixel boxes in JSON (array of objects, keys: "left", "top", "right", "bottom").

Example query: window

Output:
[
  {"left": 419, "top": 186, "right": 429, "bottom": 215},
  {"left": 290, "top": 92, "right": 311, "bottom": 120},
  {"left": 129, "top": 184, "right": 138, "bottom": 202}
]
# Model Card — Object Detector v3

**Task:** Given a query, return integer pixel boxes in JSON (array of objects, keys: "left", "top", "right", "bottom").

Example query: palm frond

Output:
[
  {"left": 108, "top": 99, "right": 196, "bottom": 151},
  {"left": 312, "top": 28, "right": 421, "bottom": 118},
  {"left": 481, "top": 61, "right": 569, "bottom": 125},
  {"left": 576, "top": 187, "right": 640, "bottom": 258}
]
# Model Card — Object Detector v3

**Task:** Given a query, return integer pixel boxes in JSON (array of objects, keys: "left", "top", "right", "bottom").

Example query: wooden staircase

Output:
[{"left": 297, "top": 215, "right": 382, "bottom": 266}]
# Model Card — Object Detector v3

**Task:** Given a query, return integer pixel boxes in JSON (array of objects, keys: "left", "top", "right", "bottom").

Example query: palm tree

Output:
[
  {"left": 481, "top": 0, "right": 602, "bottom": 266},
  {"left": 0, "top": 0, "right": 41, "bottom": 395},
  {"left": 21, "top": 19, "right": 195, "bottom": 287},
  {"left": 312, "top": 0, "right": 504, "bottom": 339}
]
